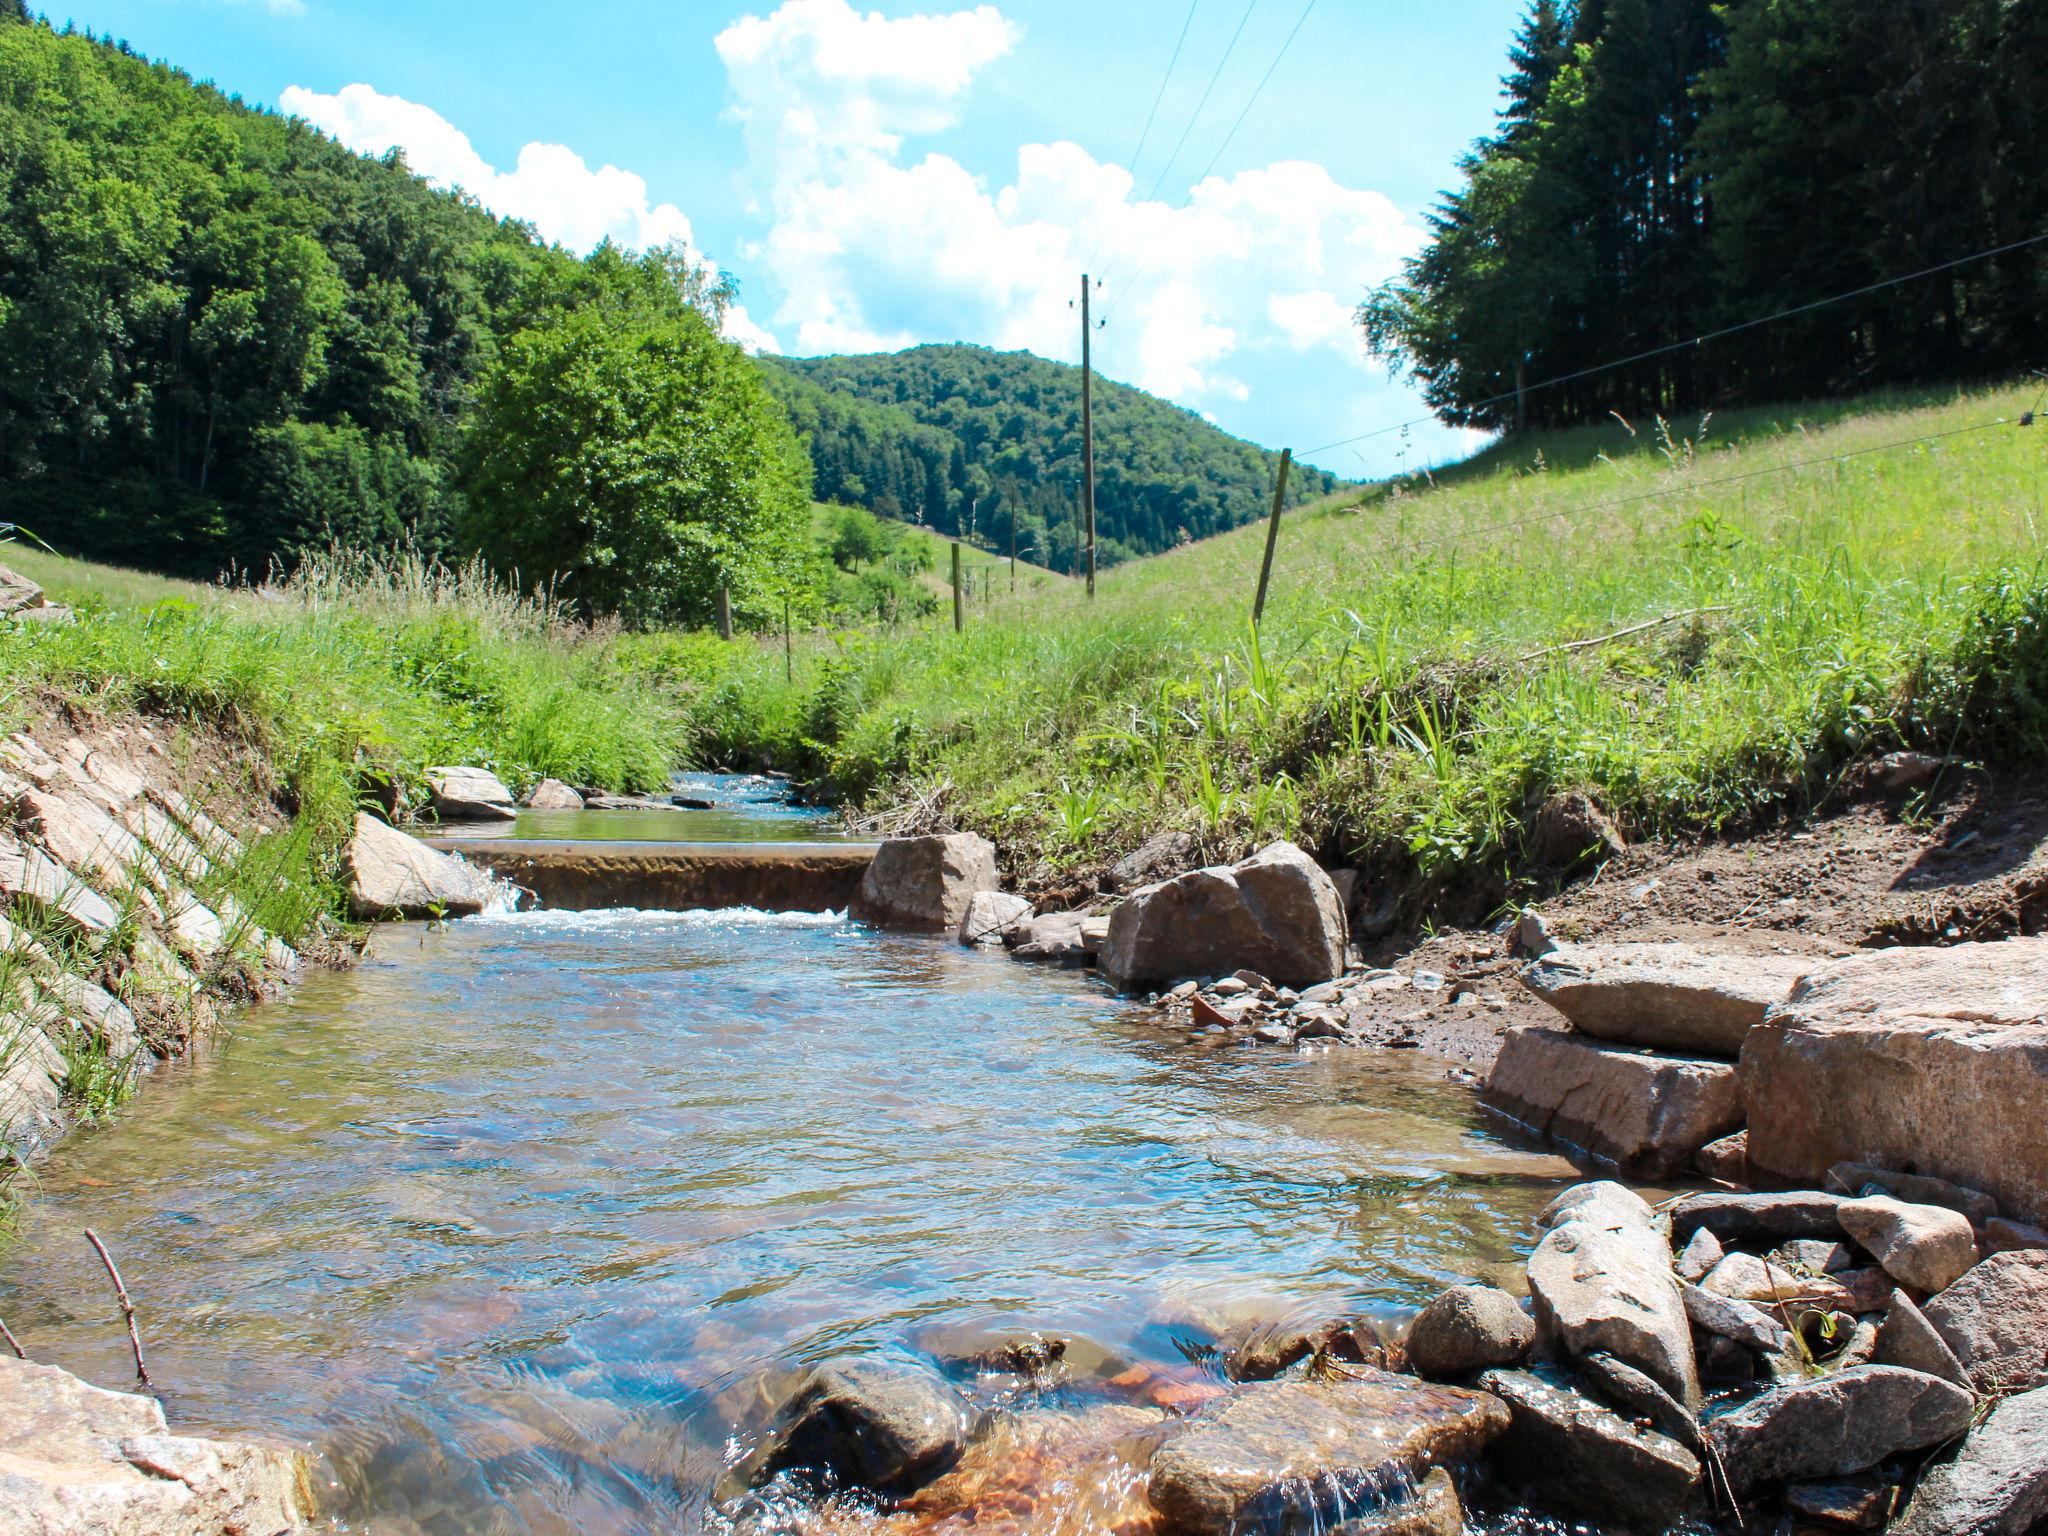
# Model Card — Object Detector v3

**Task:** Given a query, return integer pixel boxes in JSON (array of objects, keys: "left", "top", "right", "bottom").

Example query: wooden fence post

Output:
[
  {"left": 783, "top": 597, "right": 793, "bottom": 683},
  {"left": 1252, "top": 448, "right": 1293, "bottom": 628},
  {"left": 716, "top": 584, "right": 733, "bottom": 641},
  {"left": 951, "top": 541, "right": 964, "bottom": 634}
]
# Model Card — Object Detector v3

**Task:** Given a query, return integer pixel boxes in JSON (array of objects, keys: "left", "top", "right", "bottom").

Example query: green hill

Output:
[{"left": 761, "top": 345, "right": 1342, "bottom": 569}]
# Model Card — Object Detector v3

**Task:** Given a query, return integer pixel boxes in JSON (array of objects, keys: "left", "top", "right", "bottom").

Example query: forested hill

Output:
[
  {"left": 761, "top": 346, "right": 1341, "bottom": 568},
  {"left": 1364, "top": 0, "right": 2048, "bottom": 432}
]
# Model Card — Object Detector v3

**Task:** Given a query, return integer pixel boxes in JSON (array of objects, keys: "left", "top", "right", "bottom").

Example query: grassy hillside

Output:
[
  {"left": 763, "top": 344, "right": 1343, "bottom": 568},
  {"left": 654, "top": 379, "right": 2048, "bottom": 912}
]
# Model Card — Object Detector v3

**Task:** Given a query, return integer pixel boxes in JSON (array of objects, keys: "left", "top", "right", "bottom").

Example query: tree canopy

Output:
[
  {"left": 1364, "top": 0, "right": 2048, "bottom": 430},
  {"left": 763, "top": 345, "right": 1339, "bottom": 568}
]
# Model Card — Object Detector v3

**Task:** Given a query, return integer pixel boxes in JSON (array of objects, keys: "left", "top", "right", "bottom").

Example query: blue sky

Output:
[{"left": 56, "top": 0, "right": 1529, "bottom": 476}]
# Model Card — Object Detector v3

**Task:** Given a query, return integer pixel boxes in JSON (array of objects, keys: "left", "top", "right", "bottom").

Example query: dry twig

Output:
[
  {"left": 83, "top": 1228, "right": 151, "bottom": 1388},
  {"left": 0, "top": 1314, "right": 24, "bottom": 1360},
  {"left": 1520, "top": 605, "right": 1732, "bottom": 662}
]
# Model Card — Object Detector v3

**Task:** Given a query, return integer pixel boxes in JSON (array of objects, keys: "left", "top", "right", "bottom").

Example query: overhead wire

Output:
[
  {"left": 1301, "top": 228, "right": 2048, "bottom": 459},
  {"left": 1084, "top": 0, "right": 1204, "bottom": 275},
  {"left": 1098, "top": 0, "right": 1320, "bottom": 324}
]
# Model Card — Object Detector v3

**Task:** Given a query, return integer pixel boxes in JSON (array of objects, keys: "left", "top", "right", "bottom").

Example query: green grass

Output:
[{"left": 653, "top": 379, "right": 2048, "bottom": 911}]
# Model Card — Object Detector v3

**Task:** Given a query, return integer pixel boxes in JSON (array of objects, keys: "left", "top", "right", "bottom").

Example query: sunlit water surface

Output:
[
  {"left": 0, "top": 907, "right": 1584, "bottom": 1534},
  {"left": 435, "top": 773, "right": 850, "bottom": 845}
]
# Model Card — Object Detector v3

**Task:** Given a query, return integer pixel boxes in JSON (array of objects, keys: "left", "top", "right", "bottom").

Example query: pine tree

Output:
[{"left": 1499, "top": 0, "right": 1569, "bottom": 147}]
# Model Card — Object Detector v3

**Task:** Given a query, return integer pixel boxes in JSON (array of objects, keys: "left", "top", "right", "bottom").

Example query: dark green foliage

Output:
[
  {"left": 762, "top": 345, "right": 1340, "bottom": 566},
  {"left": 1365, "top": 0, "right": 2047, "bottom": 430}
]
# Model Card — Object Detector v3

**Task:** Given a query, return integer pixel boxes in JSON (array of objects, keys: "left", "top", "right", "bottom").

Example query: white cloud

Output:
[
  {"left": 277, "top": 82, "right": 779, "bottom": 351},
  {"left": 712, "top": 0, "right": 1429, "bottom": 459}
]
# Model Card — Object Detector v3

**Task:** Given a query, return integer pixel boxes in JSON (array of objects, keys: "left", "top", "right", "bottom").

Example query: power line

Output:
[
  {"left": 1099, "top": 0, "right": 1320, "bottom": 324},
  {"left": 1085, "top": 0, "right": 1203, "bottom": 276},
  {"left": 1093, "top": 0, "right": 1261, "bottom": 296},
  {"left": 1303, "top": 228, "right": 2048, "bottom": 459}
]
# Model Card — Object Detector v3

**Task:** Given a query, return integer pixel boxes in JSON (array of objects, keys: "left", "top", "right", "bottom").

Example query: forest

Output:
[
  {"left": 1363, "top": 0, "right": 2048, "bottom": 430},
  {"left": 764, "top": 347, "right": 1338, "bottom": 568}
]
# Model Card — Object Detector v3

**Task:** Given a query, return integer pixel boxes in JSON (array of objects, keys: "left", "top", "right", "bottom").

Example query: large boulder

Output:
[
  {"left": 958, "top": 890, "right": 1032, "bottom": 947},
  {"left": 1144, "top": 1371, "right": 1507, "bottom": 1535},
  {"left": 754, "top": 1358, "right": 971, "bottom": 1496},
  {"left": 1740, "top": 940, "right": 2048, "bottom": 1225},
  {"left": 425, "top": 765, "right": 517, "bottom": 822},
  {"left": 850, "top": 833, "right": 998, "bottom": 933},
  {"left": 1671, "top": 1190, "right": 1848, "bottom": 1246},
  {"left": 1838, "top": 1196, "right": 1979, "bottom": 1294},
  {"left": 1525, "top": 1182, "right": 1701, "bottom": 1410},
  {"left": 1099, "top": 841, "right": 1346, "bottom": 991},
  {"left": 522, "top": 778, "right": 583, "bottom": 811},
  {"left": 1519, "top": 943, "right": 1812, "bottom": 1056},
  {"left": 0, "top": 1355, "right": 315, "bottom": 1534},
  {"left": 0, "top": 563, "right": 48, "bottom": 615},
  {"left": 1482, "top": 1026, "right": 1743, "bottom": 1177},
  {"left": 1923, "top": 1250, "right": 2048, "bottom": 1394},
  {"left": 344, "top": 813, "right": 497, "bottom": 920},
  {"left": 1894, "top": 1383, "right": 2048, "bottom": 1536},
  {"left": 1479, "top": 1366, "right": 1701, "bottom": 1529},
  {"left": 1406, "top": 1285, "right": 1535, "bottom": 1379},
  {"left": 1704, "top": 1365, "right": 1975, "bottom": 1493}
]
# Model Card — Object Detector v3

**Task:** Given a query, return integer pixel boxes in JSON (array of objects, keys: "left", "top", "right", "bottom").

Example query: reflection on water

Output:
[
  {"left": 436, "top": 773, "right": 849, "bottom": 845},
  {"left": 0, "top": 907, "right": 1580, "bottom": 1535}
]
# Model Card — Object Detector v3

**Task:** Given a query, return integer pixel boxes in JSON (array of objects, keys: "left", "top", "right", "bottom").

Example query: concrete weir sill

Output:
[{"left": 424, "top": 839, "right": 880, "bottom": 914}]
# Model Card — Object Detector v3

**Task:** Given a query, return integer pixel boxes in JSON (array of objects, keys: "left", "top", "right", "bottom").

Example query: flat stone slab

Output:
[
  {"left": 424, "top": 839, "right": 878, "bottom": 914},
  {"left": 1483, "top": 1026, "right": 1742, "bottom": 1176},
  {"left": 0, "top": 1356, "right": 314, "bottom": 1534},
  {"left": 1704, "top": 1365, "right": 1974, "bottom": 1493},
  {"left": 1671, "top": 1191, "right": 1848, "bottom": 1245},
  {"left": 1520, "top": 942, "right": 1812, "bottom": 1056},
  {"left": 1479, "top": 1366, "right": 1700, "bottom": 1529},
  {"left": 1741, "top": 940, "right": 2048, "bottom": 1225},
  {"left": 1145, "top": 1371, "right": 1507, "bottom": 1535}
]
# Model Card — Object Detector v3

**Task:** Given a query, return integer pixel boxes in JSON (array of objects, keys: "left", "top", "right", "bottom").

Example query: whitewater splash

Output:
[{"left": 464, "top": 903, "right": 852, "bottom": 933}]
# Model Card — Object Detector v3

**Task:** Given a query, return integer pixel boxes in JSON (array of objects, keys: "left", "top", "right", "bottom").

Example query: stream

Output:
[{"left": 0, "top": 791, "right": 1591, "bottom": 1535}]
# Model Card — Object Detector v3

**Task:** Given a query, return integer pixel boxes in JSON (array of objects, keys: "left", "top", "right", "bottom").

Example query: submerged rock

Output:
[
  {"left": 1482, "top": 1026, "right": 1743, "bottom": 1176},
  {"left": 754, "top": 1358, "right": 972, "bottom": 1496},
  {"left": 1526, "top": 1182, "right": 1701, "bottom": 1411},
  {"left": 1704, "top": 1365, "right": 1974, "bottom": 1493},
  {"left": 851, "top": 833, "right": 999, "bottom": 934},
  {"left": 1327, "top": 1466, "right": 1464, "bottom": 1536},
  {"left": 1144, "top": 1370, "right": 1507, "bottom": 1535},
  {"left": 426, "top": 765, "right": 517, "bottom": 821},
  {"left": 1100, "top": 841, "right": 1346, "bottom": 991},
  {"left": 1518, "top": 941, "right": 1811, "bottom": 1056},
  {"left": 1894, "top": 1383, "right": 2048, "bottom": 1535},
  {"left": 1479, "top": 1365, "right": 1701, "bottom": 1529},
  {"left": 1740, "top": 939, "right": 2048, "bottom": 1227},
  {"left": 0, "top": 1355, "right": 315, "bottom": 1534},
  {"left": 1405, "top": 1285, "right": 1534, "bottom": 1380},
  {"left": 344, "top": 813, "right": 497, "bottom": 920},
  {"left": 1923, "top": 1249, "right": 2048, "bottom": 1394}
]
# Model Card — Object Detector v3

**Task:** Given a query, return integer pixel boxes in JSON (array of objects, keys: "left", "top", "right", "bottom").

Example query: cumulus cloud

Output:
[
  {"left": 712, "top": 0, "right": 1432, "bottom": 463},
  {"left": 278, "top": 83, "right": 778, "bottom": 351}
]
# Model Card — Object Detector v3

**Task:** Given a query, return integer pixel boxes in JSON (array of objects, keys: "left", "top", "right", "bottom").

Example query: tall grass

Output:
[{"left": 644, "top": 380, "right": 2048, "bottom": 907}]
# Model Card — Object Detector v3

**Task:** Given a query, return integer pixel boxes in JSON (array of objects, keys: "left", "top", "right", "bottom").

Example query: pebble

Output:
[{"left": 1211, "top": 977, "right": 1251, "bottom": 997}]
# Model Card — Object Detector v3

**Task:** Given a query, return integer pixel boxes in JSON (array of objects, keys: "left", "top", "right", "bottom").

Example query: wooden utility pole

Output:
[
  {"left": 1080, "top": 274, "right": 1097, "bottom": 599},
  {"left": 783, "top": 596, "right": 793, "bottom": 683},
  {"left": 951, "top": 541, "right": 964, "bottom": 633},
  {"left": 716, "top": 584, "right": 733, "bottom": 640},
  {"left": 1252, "top": 449, "right": 1293, "bottom": 627},
  {"left": 1007, "top": 486, "right": 1019, "bottom": 594}
]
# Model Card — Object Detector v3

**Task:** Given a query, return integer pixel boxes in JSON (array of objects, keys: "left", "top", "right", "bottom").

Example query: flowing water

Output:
[
  {"left": 433, "top": 773, "right": 849, "bottom": 845},
  {"left": 0, "top": 897, "right": 1589, "bottom": 1534}
]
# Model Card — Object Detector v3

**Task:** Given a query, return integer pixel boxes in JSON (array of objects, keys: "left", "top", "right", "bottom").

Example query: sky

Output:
[{"left": 55, "top": 0, "right": 1530, "bottom": 477}]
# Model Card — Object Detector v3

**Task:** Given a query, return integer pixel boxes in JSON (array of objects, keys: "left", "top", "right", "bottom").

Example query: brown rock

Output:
[
  {"left": 1007, "top": 908, "right": 1096, "bottom": 962},
  {"left": 1838, "top": 1197, "right": 1979, "bottom": 1294},
  {"left": 1479, "top": 1365, "right": 1700, "bottom": 1529},
  {"left": 1145, "top": 1371, "right": 1507, "bottom": 1535},
  {"left": 1527, "top": 1182, "right": 1702, "bottom": 1411},
  {"left": 1893, "top": 1383, "right": 2048, "bottom": 1536},
  {"left": 1105, "top": 829, "right": 1199, "bottom": 893},
  {"left": 1827, "top": 1161, "right": 2000, "bottom": 1226},
  {"left": 755, "top": 1358, "right": 971, "bottom": 1496},
  {"left": 1671, "top": 1190, "right": 1849, "bottom": 1245},
  {"left": 1741, "top": 940, "right": 2048, "bottom": 1225},
  {"left": 1697, "top": 1129, "right": 1750, "bottom": 1183},
  {"left": 957, "top": 890, "right": 1031, "bottom": 947},
  {"left": 426, "top": 765, "right": 517, "bottom": 821},
  {"left": 1784, "top": 1476, "right": 1896, "bottom": 1531},
  {"left": 1101, "top": 841, "right": 1347, "bottom": 991},
  {"left": 1327, "top": 1466, "right": 1464, "bottom": 1536},
  {"left": 1529, "top": 790, "right": 1626, "bottom": 870},
  {"left": 850, "top": 833, "right": 998, "bottom": 933},
  {"left": 1985, "top": 1217, "right": 2048, "bottom": 1254},
  {"left": 1405, "top": 1285, "right": 1535, "bottom": 1379},
  {"left": 344, "top": 813, "right": 497, "bottom": 920},
  {"left": 0, "top": 1355, "right": 315, "bottom": 1533},
  {"left": 1519, "top": 942, "right": 1810, "bottom": 1056},
  {"left": 522, "top": 778, "right": 583, "bottom": 811},
  {"left": 1872, "top": 1291, "right": 1970, "bottom": 1389},
  {"left": 1705, "top": 1365, "right": 1975, "bottom": 1493},
  {"left": 1924, "top": 1250, "right": 2048, "bottom": 1394},
  {"left": 1482, "top": 1026, "right": 1743, "bottom": 1177}
]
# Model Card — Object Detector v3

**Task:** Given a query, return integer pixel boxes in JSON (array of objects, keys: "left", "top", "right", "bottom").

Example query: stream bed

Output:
[{"left": 0, "top": 903, "right": 1587, "bottom": 1534}]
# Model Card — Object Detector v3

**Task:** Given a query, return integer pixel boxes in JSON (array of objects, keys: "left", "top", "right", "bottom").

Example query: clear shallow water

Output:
[
  {"left": 435, "top": 773, "right": 849, "bottom": 845},
  {"left": 0, "top": 908, "right": 1582, "bottom": 1534}
]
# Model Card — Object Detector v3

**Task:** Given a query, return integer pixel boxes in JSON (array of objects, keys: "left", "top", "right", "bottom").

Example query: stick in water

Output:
[
  {"left": 0, "top": 1313, "right": 23, "bottom": 1359},
  {"left": 83, "top": 1228, "right": 151, "bottom": 1388}
]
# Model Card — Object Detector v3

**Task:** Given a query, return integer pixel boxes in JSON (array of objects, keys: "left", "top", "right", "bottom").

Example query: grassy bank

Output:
[{"left": 653, "top": 380, "right": 2048, "bottom": 915}]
